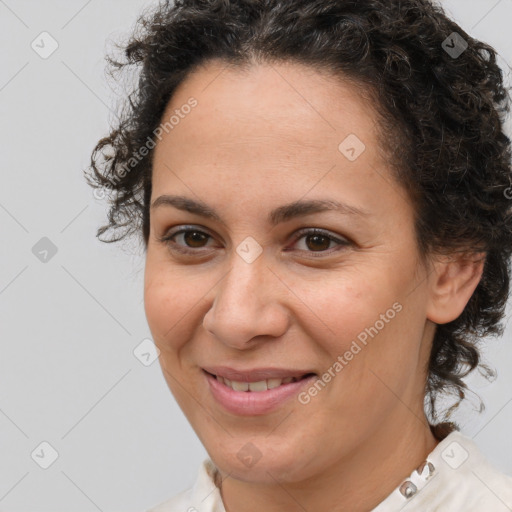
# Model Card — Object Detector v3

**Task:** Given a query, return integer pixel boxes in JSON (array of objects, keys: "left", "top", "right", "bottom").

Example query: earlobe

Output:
[{"left": 426, "top": 252, "right": 486, "bottom": 325}]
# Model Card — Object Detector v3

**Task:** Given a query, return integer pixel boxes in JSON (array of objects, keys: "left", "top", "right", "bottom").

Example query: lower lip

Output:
[{"left": 204, "top": 370, "right": 317, "bottom": 416}]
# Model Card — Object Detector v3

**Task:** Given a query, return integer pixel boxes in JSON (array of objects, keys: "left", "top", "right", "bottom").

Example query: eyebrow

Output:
[{"left": 150, "top": 194, "right": 370, "bottom": 226}]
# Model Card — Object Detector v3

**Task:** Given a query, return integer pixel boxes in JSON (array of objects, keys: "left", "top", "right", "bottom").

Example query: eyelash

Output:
[{"left": 158, "top": 225, "right": 351, "bottom": 258}]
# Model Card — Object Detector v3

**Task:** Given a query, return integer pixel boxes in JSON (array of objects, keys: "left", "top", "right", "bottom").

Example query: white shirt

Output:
[{"left": 146, "top": 431, "right": 512, "bottom": 511}]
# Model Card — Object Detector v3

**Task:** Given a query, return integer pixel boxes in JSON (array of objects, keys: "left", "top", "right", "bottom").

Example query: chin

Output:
[{"left": 208, "top": 437, "right": 320, "bottom": 484}]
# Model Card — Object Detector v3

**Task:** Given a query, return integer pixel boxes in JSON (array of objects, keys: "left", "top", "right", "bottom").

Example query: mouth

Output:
[
  {"left": 203, "top": 369, "right": 316, "bottom": 392},
  {"left": 202, "top": 368, "right": 318, "bottom": 415}
]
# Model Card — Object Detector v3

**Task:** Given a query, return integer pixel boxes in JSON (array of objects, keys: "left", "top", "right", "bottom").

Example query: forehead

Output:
[
  {"left": 160, "top": 60, "right": 378, "bottom": 140},
  {"left": 151, "top": 59, "right": 388, "bottom": 203}
]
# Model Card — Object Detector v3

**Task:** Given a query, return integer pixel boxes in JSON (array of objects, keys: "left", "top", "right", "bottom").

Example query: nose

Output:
[{"left": 202, "top": 251, "right": 290, "bottom": 350}]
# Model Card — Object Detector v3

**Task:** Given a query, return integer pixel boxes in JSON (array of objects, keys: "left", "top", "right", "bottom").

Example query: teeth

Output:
[
  {"left": 215, "top": 374, "right": 300, "bottom": 391},
  {"left": 248, "top": 380, "right": 267, "bottom": 392},
  {"left": 267, "top": 378, "right": 283, "bottom": 389},
  {"left": 231, "top": 380, "right": 249, "bottom": 391}
]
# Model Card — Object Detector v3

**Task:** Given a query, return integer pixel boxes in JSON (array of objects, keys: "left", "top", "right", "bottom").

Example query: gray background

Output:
[{"left": 0, "top": 1, "right": 511, "bottom": 510}]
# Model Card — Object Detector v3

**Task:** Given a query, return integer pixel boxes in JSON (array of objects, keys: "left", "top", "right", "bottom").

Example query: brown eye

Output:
[
  {"left": 182, "top": 230, "right": 209, "bottom": 248},
  {"left": 160, "top": 227, "right": 215, "bottom": 254},
  {"left": 291, "top": 228, "right": 351, "bottom": 257},
  {"left": 304, "top": 234, "right": 332, "bottom": 251},
  {"left": 159, "top": 226, "right": 351, "bottom": 258}
]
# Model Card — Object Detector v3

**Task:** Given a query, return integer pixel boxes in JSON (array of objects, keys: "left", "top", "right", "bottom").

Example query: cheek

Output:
[
  {"left": 300, "top": 302, "right": 423, "bottom": 441},
  {"left": 144, "top": 263, "right": 199, "bottom": 352},
  {"left": 295, "top": 269, "right": 394, "bottom": 349},
  {"left": 297, "top": 266, "right": 423, "bottom": 383}
]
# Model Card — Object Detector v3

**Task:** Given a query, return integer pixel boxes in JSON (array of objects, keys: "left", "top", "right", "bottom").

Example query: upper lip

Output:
[{"left": 202, "top": 366, "right": 316, "bottom": 382}]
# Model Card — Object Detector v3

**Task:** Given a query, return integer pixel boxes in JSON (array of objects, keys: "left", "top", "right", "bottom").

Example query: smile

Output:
[
  {"left": 203, "top": 369, "right": 317, "bottom": 415},
  {"left": 208, "top": 372, "right": 313, "bottom": 392}
]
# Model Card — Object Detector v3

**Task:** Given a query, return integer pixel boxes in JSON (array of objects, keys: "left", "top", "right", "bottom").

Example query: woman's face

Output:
[{"left": 144, "top": 59, "right": 436, "bottom": 483}]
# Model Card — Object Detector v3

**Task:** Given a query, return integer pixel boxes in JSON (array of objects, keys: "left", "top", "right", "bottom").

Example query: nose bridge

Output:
[
  {"left": 224, "top": 255, "right": 265, "bottom": 310},
  {"left": 203, "top": 250, "right": 290, "bottom": 348}
]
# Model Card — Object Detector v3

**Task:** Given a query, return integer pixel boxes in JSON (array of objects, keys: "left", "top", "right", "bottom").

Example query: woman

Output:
[{"left": 86, "top": 0, "right": 512, "bottom": 510}]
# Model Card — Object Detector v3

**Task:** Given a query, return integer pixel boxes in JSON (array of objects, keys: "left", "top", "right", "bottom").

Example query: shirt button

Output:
[
  {"left": 416, "top": 461, "right": 435, "bottom": 480},
  {"left": 399, "top": 480, "right": 418, "bottom": 498}
]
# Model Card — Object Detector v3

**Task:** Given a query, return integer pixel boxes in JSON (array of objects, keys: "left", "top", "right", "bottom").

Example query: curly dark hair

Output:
[{"left": 85, "top": 0, "right": 512, "bottom": 428}]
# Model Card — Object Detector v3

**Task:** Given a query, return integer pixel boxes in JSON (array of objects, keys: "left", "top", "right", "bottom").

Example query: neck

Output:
[{"left": 218, "top": 415, "right": 440, "bottom": 512}]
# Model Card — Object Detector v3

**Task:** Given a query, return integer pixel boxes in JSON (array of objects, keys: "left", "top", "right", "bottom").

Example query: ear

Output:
[{"left": 426, "top": 251, "right": 486, "bottom": 324}]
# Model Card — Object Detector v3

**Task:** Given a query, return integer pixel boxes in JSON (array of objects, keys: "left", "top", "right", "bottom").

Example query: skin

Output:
[{"left": 144, "top": 59, "right": 484, "bottom": 512}]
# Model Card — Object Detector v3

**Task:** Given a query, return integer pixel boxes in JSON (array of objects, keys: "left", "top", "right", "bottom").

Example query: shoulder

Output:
[
  {"left": 145, "top": 489, "right": 193, "bottom": 512},
  {"left": 447, "top": 431, "right": 512, "bottom": 509},
  {"left": 145, "top": 489, "right": 195, "bottom": 512},
  {"left": 416, "top": 431, "right": 512, "bottom": 511},
  {"left": 144, "top": 458, "right": 225, "bottom": 512},
  {"left": 372, "top": 430, "right": 512, "bottom": 511}
]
